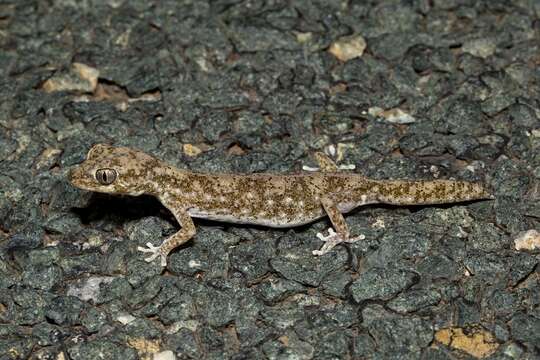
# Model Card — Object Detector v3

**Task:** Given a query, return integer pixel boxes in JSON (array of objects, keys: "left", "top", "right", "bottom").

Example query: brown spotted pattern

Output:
[{"left": 374, "top": 179, "right": 493, "bottom": 205}]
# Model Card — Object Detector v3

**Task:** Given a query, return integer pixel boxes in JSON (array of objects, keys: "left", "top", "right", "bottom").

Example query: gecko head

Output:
[{"left": 69, "top": 144, "right": 160, "bottom": 196}]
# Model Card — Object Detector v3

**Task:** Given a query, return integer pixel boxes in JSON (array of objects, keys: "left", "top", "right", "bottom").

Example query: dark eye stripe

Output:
[{"left": 95, "top": 168, "right": 117, "bottom": 185}]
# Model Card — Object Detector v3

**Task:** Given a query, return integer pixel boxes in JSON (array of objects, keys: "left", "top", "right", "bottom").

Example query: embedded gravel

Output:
[{"left": 0, "top": 1, "right": 539, "bottom": 359}]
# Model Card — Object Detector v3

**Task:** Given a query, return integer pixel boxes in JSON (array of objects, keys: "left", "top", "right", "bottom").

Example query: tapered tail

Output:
[{"left": 374, "top": 180, "right": 494, "bottom": 205}]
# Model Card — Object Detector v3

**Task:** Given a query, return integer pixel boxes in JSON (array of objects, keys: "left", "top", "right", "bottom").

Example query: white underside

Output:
[
  {"left": 185, "top": 198, "right": 377, "bottom": 229},
  {"left": 187, "top": 209, "right": 323, "bottom": 228}
]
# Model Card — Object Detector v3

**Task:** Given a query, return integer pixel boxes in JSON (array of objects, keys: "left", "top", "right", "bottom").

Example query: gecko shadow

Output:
[{"left": 72, "top": 193, "right": 173, "bottom": 225}]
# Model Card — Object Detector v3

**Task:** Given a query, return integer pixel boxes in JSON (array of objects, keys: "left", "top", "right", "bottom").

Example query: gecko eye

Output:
[{"left": 95, "top": 168, "right": 117, "bottom": 185}]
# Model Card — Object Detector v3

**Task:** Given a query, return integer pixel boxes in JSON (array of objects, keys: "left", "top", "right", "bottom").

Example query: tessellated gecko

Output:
[{"left": 69, "top": 144, "right": 493, "bottom": 266}]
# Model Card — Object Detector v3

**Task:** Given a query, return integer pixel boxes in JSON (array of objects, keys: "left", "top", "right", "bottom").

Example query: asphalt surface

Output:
[{"left": 0, "top": 1, "right": 539, "bottom": 359}]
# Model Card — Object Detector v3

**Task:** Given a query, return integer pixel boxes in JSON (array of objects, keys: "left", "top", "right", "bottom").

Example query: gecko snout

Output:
[
  {"left": 68, "top": 166, "right": 77, "bottom": 183},
  {"left": 68, "top": 165, "right": 87, "bottom": 188}
]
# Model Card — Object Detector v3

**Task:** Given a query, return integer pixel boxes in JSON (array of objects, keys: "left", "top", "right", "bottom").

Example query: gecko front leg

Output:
[
  {"left": 312, "top": 197, "right": 365, "bottom": 255},
  {"left": 313, "top": 152, "right": 339, "bottom": 172},
  {"left": 137, "top": 207, "right": 196, "bottom": 266},
  {"left": 303, "top": 152, "right": 356, "bottom": 172}
]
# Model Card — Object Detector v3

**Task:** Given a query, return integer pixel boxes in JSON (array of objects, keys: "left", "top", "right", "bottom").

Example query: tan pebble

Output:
[
  {"left": 329, "top": 34, "right": 367, "bottom": 62},
  {"left": 514, "top": 229, "right": 540, "bottom": 251}
]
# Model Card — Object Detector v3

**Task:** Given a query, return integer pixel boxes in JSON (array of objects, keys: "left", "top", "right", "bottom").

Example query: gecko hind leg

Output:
[{"left": 312, "top": 197, "right": 365, "bottom": 255}]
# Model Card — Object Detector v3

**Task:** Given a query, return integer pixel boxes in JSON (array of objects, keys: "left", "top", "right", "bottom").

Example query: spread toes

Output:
[
  {"left": 312, "top": 228, "right": 365, "bottom": 256},
  {"left": 137, "top": 242, "right": 167, "bottom": 266}
]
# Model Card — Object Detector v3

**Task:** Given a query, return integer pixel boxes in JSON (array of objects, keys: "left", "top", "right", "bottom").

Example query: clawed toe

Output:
[
  {"left": 345, "top": 234, "right": 366, "bottom": 243},
  {"left": 313, "top": 228, "right": 365, "bottom": 256},
  {"left": 316, "top": 228, "right": 337, "bottom": 242},
  {"left": 137, "top": 243, "right": 167, "bottom": 266},
  {"left": 137, "top": 242, "right": 159, "bottom": 253}
]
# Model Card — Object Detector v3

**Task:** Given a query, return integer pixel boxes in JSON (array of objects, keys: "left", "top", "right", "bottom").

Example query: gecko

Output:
[{"left": 69, "top": 144, "right": 493, "bottom": 266}]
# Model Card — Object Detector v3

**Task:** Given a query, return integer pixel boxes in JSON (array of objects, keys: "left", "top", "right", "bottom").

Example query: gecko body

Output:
[{"left": 69, "top": 144, "right": 493, "bottom": 266}]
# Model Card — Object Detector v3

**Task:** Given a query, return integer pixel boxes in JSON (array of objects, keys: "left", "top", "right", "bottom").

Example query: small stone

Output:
[
  {"left": 329, "top": 35, "right": 367, "bottom": 62},
  {"left": 349, "top": 267, "right": 416, "bottom": 303},
  {"left": 296, "top": 32, "right": 312, "bottom": 43},
  {"left": 126, "top": 337, "right": 161, "bottom": 357},
  {"left": 42, "top": 63, "right": 99, "bottom": 93},
  {"left": 153, "top": 350, "right": 175, "bottom": 360},
  {"left": 509, "top": 313, "right": 540, "bottom": 345},
  {"left": 183, "top": 144, "right": 202, "bottom": 157},
  {"left": 462, "top": 38, "right": 496, "bottom": 59},
  {"left": 66, "top": 276, "right": 116, "bottom": 302},
  {"left": 435, "top": 326, "right": 499, "bottom": 358},
  {"left": 227, "top": 144, "right": 246, "bottom": 156},
  {"left": 117, "top": 314, "right": 137, "bottom": 325},
  {"left": 74, "top": 63, "right": 100, "bottom": 88},
  {"left": 22, "top": 265, "right": 62, "bottom": 291},
  {"left": 33, "top": 148, "right": 62, "bottom": 171},
  {"left": 514, "top": 229, "right": 540, "bottom": 251},
  {"left": 369, "top": 107, "right": 416, "bottom": 124}
]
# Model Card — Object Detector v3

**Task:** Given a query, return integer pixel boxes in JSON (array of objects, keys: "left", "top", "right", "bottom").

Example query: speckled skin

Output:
[{"left": 69, "top": 144, "right": 493, "bottom": 266}]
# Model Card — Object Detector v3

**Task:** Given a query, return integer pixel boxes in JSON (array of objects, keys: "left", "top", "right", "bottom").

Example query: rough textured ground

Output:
[{"left": 1, "top": 1, "right": 539, "bottom": 359}]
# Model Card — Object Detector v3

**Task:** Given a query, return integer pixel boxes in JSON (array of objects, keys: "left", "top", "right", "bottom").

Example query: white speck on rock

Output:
[
  {"left": 296, "top": 32, "right": 313, "bottom": 43},
  {"left": 372, "top": 218, "right": 385, "bottom": 229},
  {"left": 166, "top": 320, "right": 200, "bottom": 334},
  {"left": 462, "top": 38, "right": 496, "bottom": 59},
  {"left": 153, "top": 350, "right": 175, "bottom": 360},
  {"left": 42, "top": 63, "right": 99, "bottom": 93},
  {"left": 369, "top": 107, "right": 416, "bottom": 124},
  {"left": 183, "top": 143, "right": 203, "bottom": 157},
  {"left": 117, "top": 313, "right": 137, "bottom": 325},
  {"left": 514, "top": 230, "right": 540, "bottom": 251},
  {"left": 66, "top": 276, "right": 115, "bottom": 302}
]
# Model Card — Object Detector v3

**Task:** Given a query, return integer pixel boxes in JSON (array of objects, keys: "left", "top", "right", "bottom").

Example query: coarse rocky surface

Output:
[{"left": 0, "top": 1, "right": 539, "bottom": 359}]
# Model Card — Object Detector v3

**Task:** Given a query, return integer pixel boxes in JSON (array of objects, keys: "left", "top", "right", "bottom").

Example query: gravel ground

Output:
[{"left": 1, "top": 1, "right": 539, "bottom": 359}]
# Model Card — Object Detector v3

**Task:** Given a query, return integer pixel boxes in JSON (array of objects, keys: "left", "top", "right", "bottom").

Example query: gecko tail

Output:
[{"left": 375, "top": 180, "right": 494, "bottom": 205}]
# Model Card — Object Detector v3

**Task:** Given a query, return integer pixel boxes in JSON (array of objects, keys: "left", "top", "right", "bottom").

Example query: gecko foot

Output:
[
  {"left": 137, "top": 242, "right": 167, "bottom": 267},
  {"left": 312, "top": 228, "right": 366, "bottom": 255}
]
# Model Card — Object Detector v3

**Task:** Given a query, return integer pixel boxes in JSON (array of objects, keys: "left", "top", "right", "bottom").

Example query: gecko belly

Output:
[{"left": 187, "top": 208, "right": 324, "bottom": 228}]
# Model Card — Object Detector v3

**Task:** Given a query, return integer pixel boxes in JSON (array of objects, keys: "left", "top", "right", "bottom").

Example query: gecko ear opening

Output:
[{"left": 87, "top": 144, "right": 114, "bottom": 159}]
